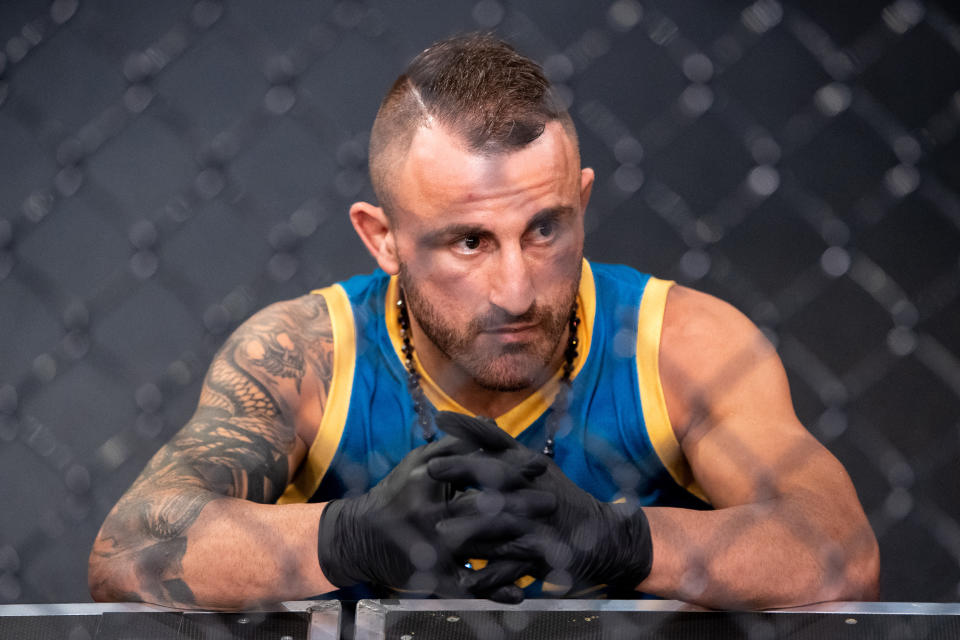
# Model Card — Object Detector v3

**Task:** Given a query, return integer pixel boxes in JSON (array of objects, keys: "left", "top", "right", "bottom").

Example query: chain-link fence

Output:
[{"left": 0, "top": 0, "right": 958, "bottom": 608}]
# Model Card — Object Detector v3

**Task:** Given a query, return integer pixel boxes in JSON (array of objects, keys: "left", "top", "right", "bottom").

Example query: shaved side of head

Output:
[{"left": 369, "top": 33, "right": 578, "bottom": 217}]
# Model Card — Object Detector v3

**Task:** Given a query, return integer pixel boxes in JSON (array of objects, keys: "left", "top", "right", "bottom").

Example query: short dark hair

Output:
[{"left": 369, "top": 33, "right": 577, "bottom": 211}]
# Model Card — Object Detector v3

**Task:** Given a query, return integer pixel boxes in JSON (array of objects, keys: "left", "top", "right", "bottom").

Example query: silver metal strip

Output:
[
  {"left": 768, "top": 601, "right": 960, "bottom": 615},
  {"left": 354, "top": 599, "right": 389, "bottom": 640},
  {"left": 0, "top": 601, "right": 334, "bottom": 617},
  {"left": 4, "top": 599, "right": 957, "bottom": 622},
  {"left": 358, "top": 598, "right": 708, "bottom": 614},
  {"left": 281, "top": 600, "right": 326, "bottom": 612},
  {"left": 0, "top": 602, "right": 173, "bottom": 616},
  {"left": 305, "top": 600, "right": 341, "bottom": 640},
  {"left": 356, "top": 598, "right": 960, "bottom": 618}
]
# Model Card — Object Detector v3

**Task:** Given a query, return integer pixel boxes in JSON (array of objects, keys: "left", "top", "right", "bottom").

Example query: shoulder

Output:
[
  {"left": 205, "top": 293, "right": 335, "bottom": 423},
  {"left": 226, "top": 292, "right": 335, "bottom": 386},
  {"left": 229, "top": 293, "right": 331, "bottom": 346},
  {"left": 659, "top": 285, "right": 785, "bottom": 443},
  {"left": 660, "top": 285, "right": 768, "bottom": 358}
]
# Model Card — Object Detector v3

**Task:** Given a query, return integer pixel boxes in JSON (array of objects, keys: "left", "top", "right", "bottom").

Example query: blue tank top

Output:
[{"left": 278, "top": 260, "right": 709, "bottom": 596}]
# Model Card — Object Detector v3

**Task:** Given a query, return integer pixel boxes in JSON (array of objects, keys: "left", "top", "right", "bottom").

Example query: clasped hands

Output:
[{"left": 317, "top": 411, "right": 652, "bottom": 603}]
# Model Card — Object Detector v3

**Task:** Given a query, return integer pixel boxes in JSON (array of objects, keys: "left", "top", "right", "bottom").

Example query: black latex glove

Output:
[
  {"left": 431, "top": 411, "right": 654, "bottom": 595},
  {"left": 317, "top": 434, "right": 552, "bottom": 602}
]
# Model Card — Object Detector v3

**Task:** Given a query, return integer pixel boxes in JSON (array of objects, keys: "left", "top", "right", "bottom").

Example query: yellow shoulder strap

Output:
[
  {"left": 636, "top": 277, "right": 709, "bottom": 503},
  {"left": 276, "top": 284, "right": 356, "bottom": 504}
]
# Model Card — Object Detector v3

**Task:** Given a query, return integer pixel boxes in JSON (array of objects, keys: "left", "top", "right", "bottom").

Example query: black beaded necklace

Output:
[{"left": 396, "top": 291, "right": 580, "bottom": 457}]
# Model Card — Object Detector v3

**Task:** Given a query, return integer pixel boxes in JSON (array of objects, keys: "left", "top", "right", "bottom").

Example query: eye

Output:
[
  {"left": 535, "top": 220, "right": 555, "bottom": 237},
  {"left": 529, "top": 219, "right": 557, "bottom": 244},
  {"left": 453, "top": 234, "right": 484, "bottom": 253}
]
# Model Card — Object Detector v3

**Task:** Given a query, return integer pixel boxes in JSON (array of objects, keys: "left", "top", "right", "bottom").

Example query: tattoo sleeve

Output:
[{"left": 90, "top": 294, "right": 334, "bottom": 606}]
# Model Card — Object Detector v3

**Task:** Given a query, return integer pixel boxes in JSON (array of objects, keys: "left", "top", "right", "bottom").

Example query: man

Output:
[{"left": 89, "top": 34, "right": 879, "bottom": 610}]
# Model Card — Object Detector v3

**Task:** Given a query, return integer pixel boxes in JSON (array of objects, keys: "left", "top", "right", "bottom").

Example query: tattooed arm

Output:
[{"left": 88, "top": 294, "right": 338, "bottom": 609}]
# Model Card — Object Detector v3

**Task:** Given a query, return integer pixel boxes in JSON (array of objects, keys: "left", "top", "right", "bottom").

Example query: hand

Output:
[
  {"left": 431, "top": 411, "right": 654, "bottom": 594},
  {"left": 317, "top": 434, "right": 551, "bottom": 602}
]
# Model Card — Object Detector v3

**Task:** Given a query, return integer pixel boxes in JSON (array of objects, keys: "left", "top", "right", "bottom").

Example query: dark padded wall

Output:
[{"left": 0, "top": 0, "right": 958, "bottom": 605}]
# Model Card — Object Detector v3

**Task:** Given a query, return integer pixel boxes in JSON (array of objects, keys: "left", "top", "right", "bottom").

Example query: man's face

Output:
[{"left": 388, "top": 121, "right": 593, "bottom": 392}]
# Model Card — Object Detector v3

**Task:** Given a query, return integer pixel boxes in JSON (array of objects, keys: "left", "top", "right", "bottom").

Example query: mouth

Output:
[
  {"left": 485, "top": 323, "right": 540, "bottom": 334},
  {"left": 483, "top": 324, "right": 541, "bottom": 343}
]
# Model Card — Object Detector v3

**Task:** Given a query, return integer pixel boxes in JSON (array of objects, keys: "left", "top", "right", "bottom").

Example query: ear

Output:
[
  {"left": 579, "top": 167, "right": 595, "bottom": 213},
  {"left": 350, "top": 201, "right": 399, "bottom": 274}
]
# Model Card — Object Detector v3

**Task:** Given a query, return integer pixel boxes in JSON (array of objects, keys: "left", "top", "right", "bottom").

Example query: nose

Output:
[{"left": 488, "top": 243, "right": 536, "bottom": 317}]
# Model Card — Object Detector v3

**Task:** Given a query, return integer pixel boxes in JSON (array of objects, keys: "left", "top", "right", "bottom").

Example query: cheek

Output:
[
  {"left": 403, "top": 246, "right": 484, "bottom": 293},
  {"left": 440, "top": 280, "right": 486, "bottom": 318},
  {"left": 532, "top": 246, "right": 582, "bottom": 292},
  {"left": 412, "top": 268, "right": 487, "bottom": 317}
]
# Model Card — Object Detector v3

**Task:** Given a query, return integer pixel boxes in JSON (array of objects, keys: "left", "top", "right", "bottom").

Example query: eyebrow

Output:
[
  {"left": 420, "top": 205, "right": 576, "bottom": 246},
  {"left": 527, "top": 205, "right": 575, "bottom": 229}
]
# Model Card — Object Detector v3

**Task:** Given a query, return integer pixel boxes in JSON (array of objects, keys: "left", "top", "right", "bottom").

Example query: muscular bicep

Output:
[
  {"left": 660, "top": 286, "right": 852, "bottom": 508},
  {"left": 127, "top": 293, "right": 333, "bottom": 505},
  {"left": 89, "top": 294, "right": 334, "bottom": 605}
]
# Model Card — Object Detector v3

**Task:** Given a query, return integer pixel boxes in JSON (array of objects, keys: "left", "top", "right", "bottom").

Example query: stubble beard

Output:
[{"left": 398, "top": 264, "right": 580, "bottom": 392}]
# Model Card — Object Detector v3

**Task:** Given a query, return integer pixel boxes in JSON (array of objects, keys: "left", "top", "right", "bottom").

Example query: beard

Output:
[{"left": 399, "top": 264, "right": 580, "bottom": 392}]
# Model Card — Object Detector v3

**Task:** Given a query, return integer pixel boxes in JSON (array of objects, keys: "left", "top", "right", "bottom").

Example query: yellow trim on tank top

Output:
[
  {"left": 276, "top": 284, "right": 356, "bottom": 504},
  {"left": 385, "top": 259, "right": 596, "bottom": 439},
  {"left": 635, "top": 277, "right": 709, "bottom": 503}
]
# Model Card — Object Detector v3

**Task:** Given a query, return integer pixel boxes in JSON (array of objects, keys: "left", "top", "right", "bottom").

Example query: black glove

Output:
[
  {"left": 430, "top": 411, "right": 654, "bottom": 595},
  {"left": 317, "top": 434, "right": 552, "bottom": 602}
]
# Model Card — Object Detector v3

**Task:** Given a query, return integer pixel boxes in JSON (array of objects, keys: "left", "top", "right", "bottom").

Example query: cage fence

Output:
[{"left": 0, "top": 0, "right": 958, "bottom": 617}]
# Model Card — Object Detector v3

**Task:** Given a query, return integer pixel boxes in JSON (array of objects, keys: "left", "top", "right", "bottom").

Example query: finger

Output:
[
  {"left": 486, "top": 584, "right": 525, "bottom": 604},
  {"left": 436, "top": 412, "right": 517, "bottom": 452},
  {"left": 436, "top": 512, "right": 527, "bottom": 545},
  {"left": 432, "top": 570, "right": 472, "bottom": 599},
  {"left": 450, "top": 565, "right": 524, "bottom": 603},
  {"left": 427, "top": 452, "right": 536, "bottom": 490},
  {"left": 520, "top": 454, "right": 549, "bottom": 479},
  {"left": 420, "top": 434, "right": 484, "bottom": 460},
  {"left": 461, "top": 559, "right": 533, "bottom": 602},
  {"left": 446, "top": 489, "right": 557, "bottom": 519},
  {"left": 461, "top": 533, "right": 545, "bottom": 560},
  {"left": 436, "top": 512, "right": 533, "bottom": 553}
]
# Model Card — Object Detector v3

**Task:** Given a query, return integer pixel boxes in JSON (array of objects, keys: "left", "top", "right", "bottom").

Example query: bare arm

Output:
[
  {"left": 638, "top": 286, "right": 879, "bottom": 609},
  {"left": 88, "top": 294, "right": 337, "bottom": 609}
]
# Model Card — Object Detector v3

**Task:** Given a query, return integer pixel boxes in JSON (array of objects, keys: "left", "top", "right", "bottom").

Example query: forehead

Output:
[{"left": 390, "top": 121, "right": 580, "bottom": 222}]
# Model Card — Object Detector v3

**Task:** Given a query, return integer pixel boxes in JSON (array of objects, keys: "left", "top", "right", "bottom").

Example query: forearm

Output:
[
  {"left": 639, "top": 499, "right": 880, "bottom": 610},
  {"left": 90, "top": 494, "right": 333, "bottom": 610}
]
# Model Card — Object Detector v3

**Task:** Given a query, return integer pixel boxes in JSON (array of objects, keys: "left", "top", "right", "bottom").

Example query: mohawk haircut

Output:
[{"left": 369, "top": 33, "right": 577, "bottom": 212}]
